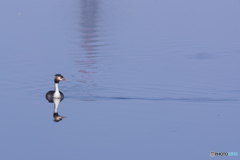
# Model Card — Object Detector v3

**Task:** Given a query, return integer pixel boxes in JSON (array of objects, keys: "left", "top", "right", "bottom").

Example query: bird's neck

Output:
[
  {"left": 55, "top": 83, "right": 59, "bottom": 93},
  {"left": 53, "top": 83, "right": 61, "bottom": 98}
]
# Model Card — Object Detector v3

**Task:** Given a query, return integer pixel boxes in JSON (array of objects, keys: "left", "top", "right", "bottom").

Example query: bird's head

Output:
[{"left": 54, "top": 74, "right": 66, "bottom": 83}]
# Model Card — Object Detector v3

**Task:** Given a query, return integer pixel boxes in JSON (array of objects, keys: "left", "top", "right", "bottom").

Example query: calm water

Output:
[{"left": 0, "top": 0, "right": 240, "bottom": 159}]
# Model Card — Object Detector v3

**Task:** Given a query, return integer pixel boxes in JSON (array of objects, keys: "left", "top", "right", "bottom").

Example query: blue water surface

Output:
[{"left": 0, "top": 0, "right": 239, "bottom": 159}]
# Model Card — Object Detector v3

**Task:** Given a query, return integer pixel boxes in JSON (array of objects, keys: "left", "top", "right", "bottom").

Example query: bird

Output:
[{"left": 46, "top": 74, "right": 66, "bottom": 102}]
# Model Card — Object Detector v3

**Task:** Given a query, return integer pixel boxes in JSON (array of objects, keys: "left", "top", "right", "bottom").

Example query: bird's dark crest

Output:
[{"left": 55, "top": 74, "right": 64, "bottom": 78}]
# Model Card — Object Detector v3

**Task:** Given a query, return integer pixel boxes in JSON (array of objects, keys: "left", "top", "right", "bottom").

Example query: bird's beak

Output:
[
  {"left": 61, "top": 116, "right": 67, "bottom": 119},
  {"left": 62, "top": 78, "right": 68, "bottom": 81}
]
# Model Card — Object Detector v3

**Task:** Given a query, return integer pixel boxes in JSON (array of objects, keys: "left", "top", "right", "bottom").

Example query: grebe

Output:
[{"left": 46, "top": 74, "right": 66, "bottom": 101}]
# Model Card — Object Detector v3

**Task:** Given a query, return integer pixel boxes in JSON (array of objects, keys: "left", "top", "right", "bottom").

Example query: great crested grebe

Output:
[{"left": 46, "top": 74, "right": 66, "bottom": 101}]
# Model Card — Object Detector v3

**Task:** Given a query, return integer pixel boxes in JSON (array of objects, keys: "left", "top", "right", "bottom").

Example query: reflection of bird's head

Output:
[
  {"left": 53, "top": 113, "right": 67, "bottom": 122},
  {"left": 55, "top": 74, "right": 66, "bottom": 83}
]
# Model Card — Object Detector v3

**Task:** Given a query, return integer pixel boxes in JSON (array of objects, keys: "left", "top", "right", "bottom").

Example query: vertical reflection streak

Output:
[{"left": 69, "top": 0, "right": 102, "bottom": 100}]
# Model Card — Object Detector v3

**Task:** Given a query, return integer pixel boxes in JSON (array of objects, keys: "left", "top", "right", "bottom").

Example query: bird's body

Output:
[
  {"left": 46, "top": 90, "right": 64, "bottom": 103},
  {"left": 46, "top": 74, "right": 66, "bottom": 103}
]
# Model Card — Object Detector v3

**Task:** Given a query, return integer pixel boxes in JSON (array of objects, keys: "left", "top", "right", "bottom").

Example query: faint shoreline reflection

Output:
[{"left": 69, "top": 0, "right": 101, "bottom": 100}]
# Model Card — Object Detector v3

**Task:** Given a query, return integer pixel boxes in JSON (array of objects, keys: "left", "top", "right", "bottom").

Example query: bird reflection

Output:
[
  {"left": 53, "top": 98, "right": 66, "bottom": 122},
  {"left": 46, "top": 95, "right": 67, "bottom": 122}
]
